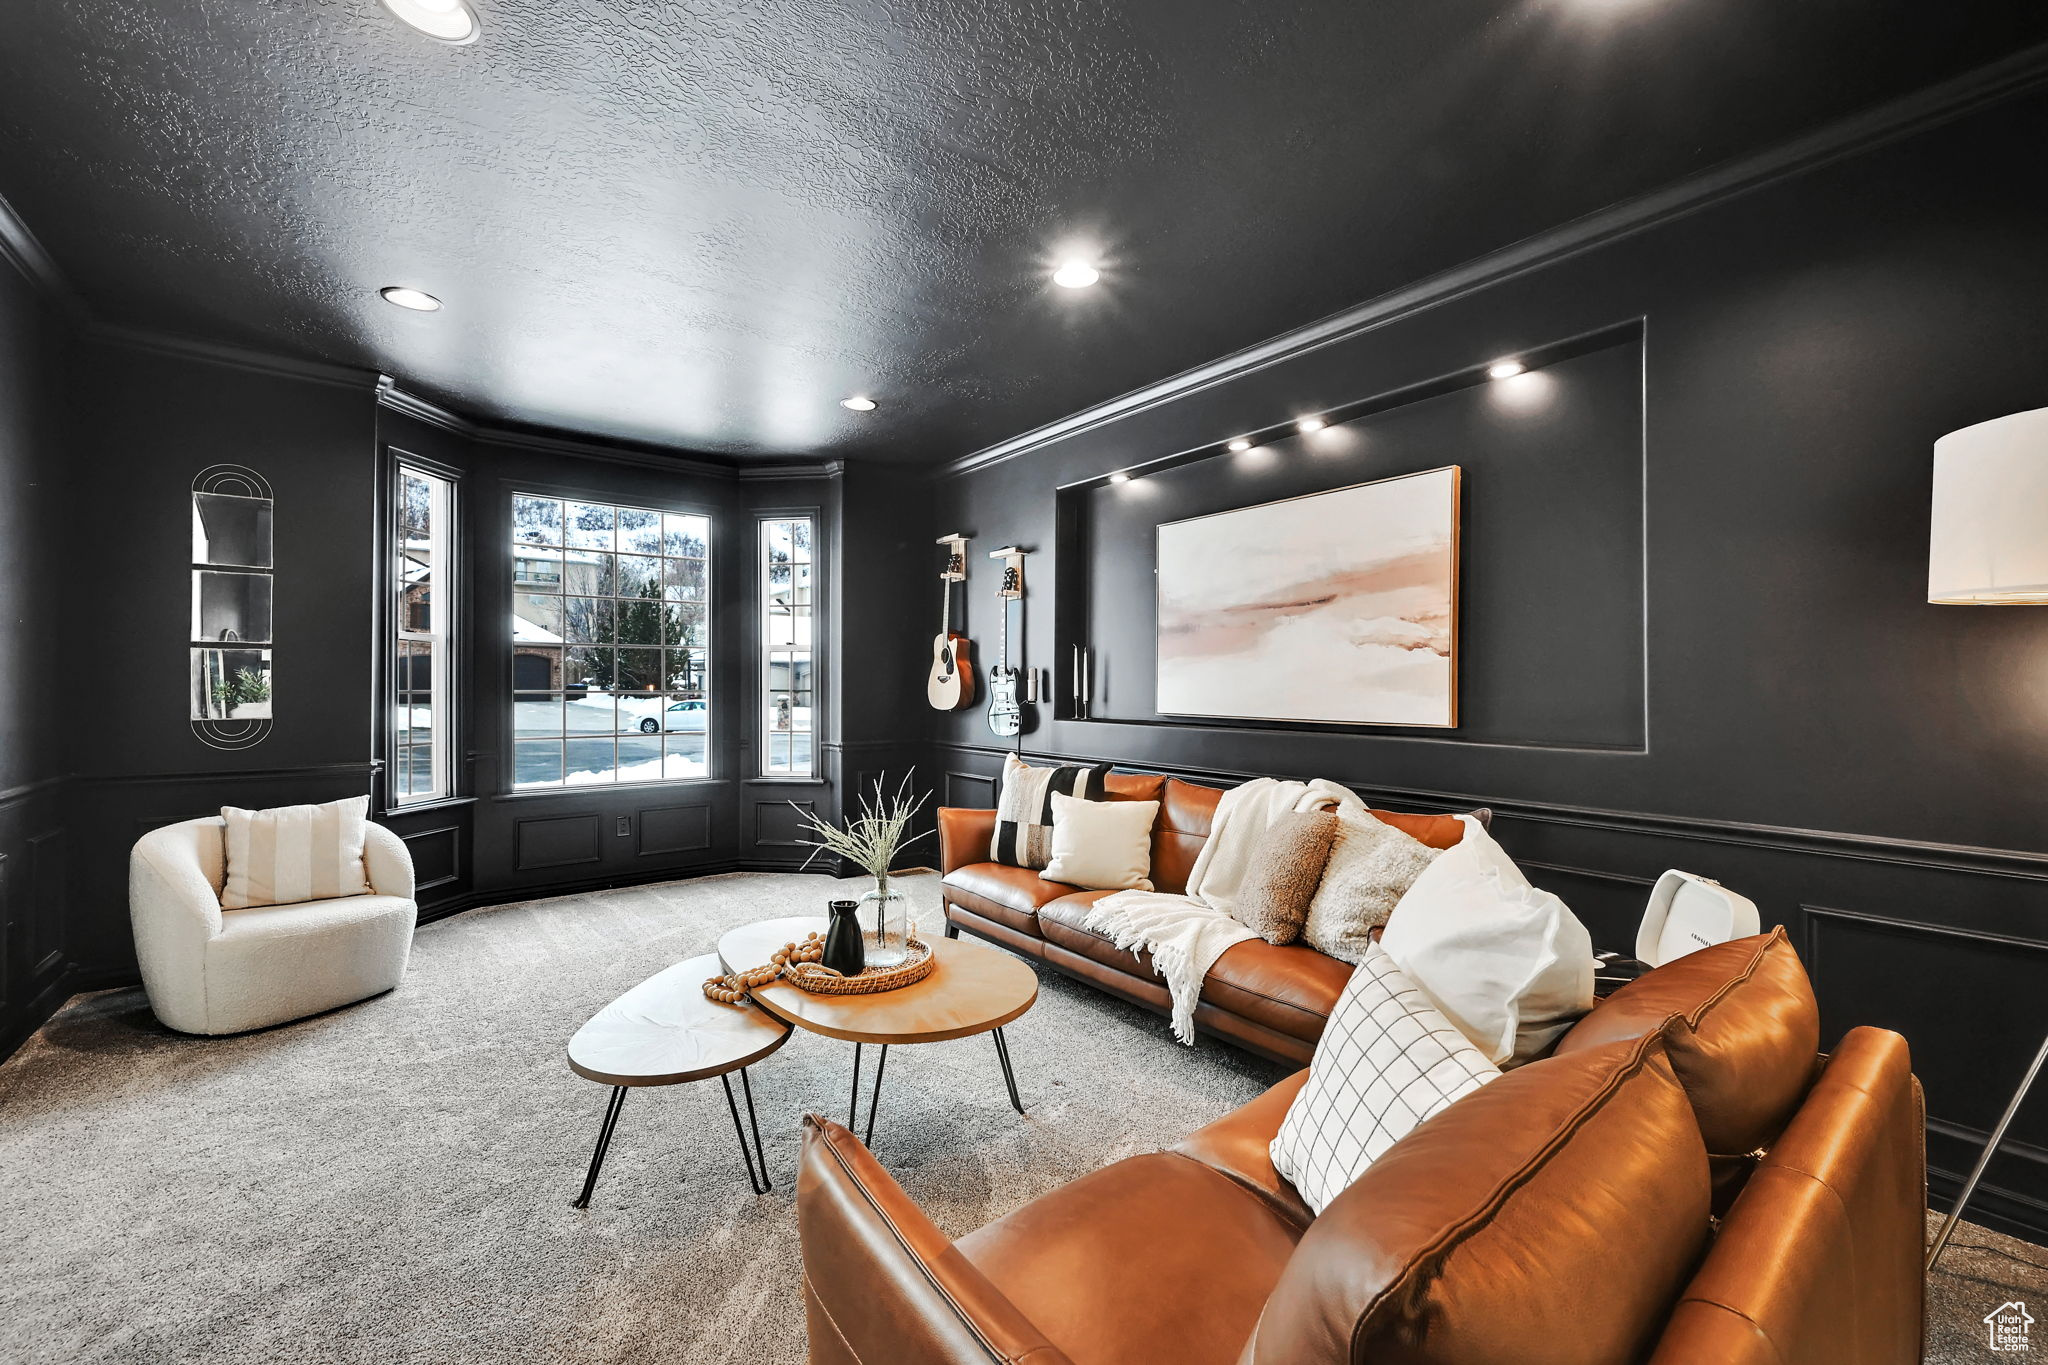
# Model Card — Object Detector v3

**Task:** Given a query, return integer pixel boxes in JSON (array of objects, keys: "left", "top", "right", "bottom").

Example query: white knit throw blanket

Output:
[{"left": 1083, "top": 778, "right": 1366, "bottom": 1042}]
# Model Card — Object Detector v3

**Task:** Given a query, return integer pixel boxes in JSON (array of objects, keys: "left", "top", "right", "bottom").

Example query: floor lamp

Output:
[{"left": 1925, "top": 404, "right": 2048, "bottom": 1269}]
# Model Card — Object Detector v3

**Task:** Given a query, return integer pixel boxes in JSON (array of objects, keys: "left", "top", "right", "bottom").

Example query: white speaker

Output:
[{"left": 1635, "top": 870, "right": 1761, "bottom": 968}]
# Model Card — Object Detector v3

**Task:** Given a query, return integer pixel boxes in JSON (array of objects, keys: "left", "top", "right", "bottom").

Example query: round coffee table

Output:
[
  {"left": 716, "top": 915, "right": 1038, "bottom": 1146},
  {"left": 566, "top": 951, "right": 790, "bottom": 1207}
]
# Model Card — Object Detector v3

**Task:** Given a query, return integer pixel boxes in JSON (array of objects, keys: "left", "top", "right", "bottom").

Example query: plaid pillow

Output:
[{"left": 992, "top": 754, "right": 1111, "bottom": 870}]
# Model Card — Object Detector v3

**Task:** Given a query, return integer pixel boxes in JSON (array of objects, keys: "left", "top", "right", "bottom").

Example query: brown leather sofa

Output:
[
  {"left": 797, "top": 931, "right": 1924, "bottom": 1365},
  {"left": 938, "top": 775, "right": 1470, "bottom": 1066}
]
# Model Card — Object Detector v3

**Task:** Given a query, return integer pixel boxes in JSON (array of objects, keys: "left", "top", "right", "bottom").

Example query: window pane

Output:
[
  {"left": 565, "top": 502, "right": 615, "bottom": 550},
  {"left": 565, "top": 692, "right": 616, "bottom": 734},
  {"left": 564, "top": 737, "right": 618, "bottom": 784},
  {"left": 663, "top": 649, "right": 707, "bottom": 694},
  {"left": 617, "top": 734, "right": 663, "bottom": 781},
  {"left": 617, "top": 508, "right": 663, "bottom": 555},
  {"left": 513, "top": 593, "right": 563, "bottom": 643},
  {"left": 615, "top": 599, "right": 661, "bottom": 646},
  {"left": 765, "top": 519, "right": 794, "bottom": 563},
  {"left": 515, "top": 646, "right": 561, "bottom": 691},
  {"left": 663, "top": 513, "right": 709, "bottom": 558},
  {"left": 616, "top": 646, "right": 662, "bottom": 696},
  {"left": 665, "top": 602, "right": 707, "bottom": 648},
  {"left": 665, "top": 732, "right": 708, "bottom": 778},
  {"left": 564, "top": 646, "right": 612, "bottom": 690},
  {"left": 513, "top": 544, "right": 562, "bottom": 592},
  {"left": 563, "top": 549, "right": 615, "bottom": 596},
  {"left": 663, "top": 557, "right": 707, "bottom": 601},
  {"left": 618, "top": 691, "right": 666, "bottom": 734},
  {"left": 514, "top": 693, "right": 563, "bottom": 737},
  {"left": 563, "top": 597, "right": 614, "bottom": 644},
  {"left": 514, "top": 739, "right": 564, "bottom": 788},
  {"left": 513, "top": 496, "right": 563, "bottom": 546},
  {"left": 406, "top": 746, "right": 437, "bottom": 796},
  {"left": 615, "top": 553, "right": 662, "bottom": 599}
]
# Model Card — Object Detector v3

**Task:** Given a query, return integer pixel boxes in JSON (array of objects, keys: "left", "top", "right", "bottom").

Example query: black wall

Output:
[
  {"left": 929, "top": 90, "right": 2048, "bottom": 1239},
  {"left": 0, "top": 249, "right": 69, "bottom": 1056}
]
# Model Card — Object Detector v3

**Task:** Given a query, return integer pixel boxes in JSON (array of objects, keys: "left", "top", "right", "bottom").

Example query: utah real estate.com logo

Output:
[{"left": 1986, "top": 1301, "right": 2033, "bottom": 1352}]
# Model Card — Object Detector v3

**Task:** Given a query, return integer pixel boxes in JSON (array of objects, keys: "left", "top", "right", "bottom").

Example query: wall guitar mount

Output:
[{"left": 926, "top": 533, "right": 975, "bottom": 711}]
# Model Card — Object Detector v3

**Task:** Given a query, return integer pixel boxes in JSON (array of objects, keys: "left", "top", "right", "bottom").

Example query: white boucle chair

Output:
[{"left": 128, "top": 815, "right": 418, "bottom": 1035}]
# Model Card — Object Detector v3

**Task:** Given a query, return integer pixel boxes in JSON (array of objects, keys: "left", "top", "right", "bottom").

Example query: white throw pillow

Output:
[
  {"left": 1380, "top": 814, "right": 1595, "bottom": 1067},
  {"left": 1301, "top": 813, "right": 1441, "bottom": 964},
  {"left": 221, "top": 796, "right": 373, "bottom": 910},
  {"left": 1043, "top": 791, "right": 1157, "bottom": 891},
  {"left": 1269, "top": 942, "right": 1500, "bottom": 1215}
]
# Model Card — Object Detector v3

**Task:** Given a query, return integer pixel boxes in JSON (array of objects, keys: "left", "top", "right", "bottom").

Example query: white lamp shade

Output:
[{"left": 1929, "top": 406, "right": 2048, "bottom": 604}]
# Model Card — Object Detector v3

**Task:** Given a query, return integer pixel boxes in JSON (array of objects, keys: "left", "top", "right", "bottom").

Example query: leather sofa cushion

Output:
[
  {"left": 1153, "top": 779, "right": 1225, "bottom": 895},
  {"left": 1040, "top": 892, "right": 1350, "bottom": 1043},
  {"left": 1173, "top": 1069, "right": 1314, "bottom": 1228},
  {"left": 1244, "top": 1032, "right": 1712, "bottom": 1365},
  {"left": 941, "top": 862, "right": 1079, "bottom": 937},
  {"left": 1647, "top": 1027, "right": 1923, "bottom": 1365},
  {"left": 1106, "top": 771, "right": 1167, "bottom": 803},
  {"left": 1555, "top": 928, "right": 1819, "bottom": 1156},
  {"left": 958, "top": 1152, "right": 1302, "bottom": 1365},
  {"left": 1368, "top": 807, "right": 1469, "bottom": 850}
]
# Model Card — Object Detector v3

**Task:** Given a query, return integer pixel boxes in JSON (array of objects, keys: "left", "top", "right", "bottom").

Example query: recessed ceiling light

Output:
[
  {"left": 1053, "top": 260, "right": 1101, "bottom": 289},
  {"left": 1227, "top": 438, "right": 1253, "bottom": 452},
  {"left": 381, "top": 0, "right": 480, "bottom": 43},
  {"left": 1488, "top": 359, "right": 1526, "bottom": 380},
  {"left": 840, "top": 396, "right": 878, "bottom": 412},
  {"left": 1296, "top": 416, "right": 1326, "bottom": 434},
  {"left": 1108, "top": 471, "right": 1130, "bottom": 484},
  {"left": 380, "top": 286, "right": 442, "bottom": 312}
]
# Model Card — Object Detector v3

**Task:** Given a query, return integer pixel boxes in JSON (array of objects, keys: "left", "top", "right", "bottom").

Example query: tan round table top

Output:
[
  {"left": 568, "top": 952, "right": 791, "bottom": 1087},
  {"left": 716, "top": 916, "right": 1038, "bottom": 1045}
]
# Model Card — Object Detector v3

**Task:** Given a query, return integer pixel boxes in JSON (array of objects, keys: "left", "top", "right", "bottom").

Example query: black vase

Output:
[{"left": 823, "top": 900, "right": 866, "bottom": 976}]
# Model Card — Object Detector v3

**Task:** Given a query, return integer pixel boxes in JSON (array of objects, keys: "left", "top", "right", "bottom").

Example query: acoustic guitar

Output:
[{"left": 927, "top": 535, "right": 975, "bottom": 710}]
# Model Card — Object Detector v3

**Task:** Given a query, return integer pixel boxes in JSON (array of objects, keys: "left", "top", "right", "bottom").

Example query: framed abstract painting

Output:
[{"left": 1155, "top": 466, "right": 1461, "bottom": 727}]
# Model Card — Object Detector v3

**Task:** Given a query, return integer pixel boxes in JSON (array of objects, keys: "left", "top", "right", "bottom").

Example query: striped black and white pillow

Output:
[
  {"left": 220, "top": 796, "right": 373, "bottom": 910},
  {"left": 1270, "top": 941, "right": 1500, "bottom": 1215},
  {"left": 992, "top": 754, "right": 1111, "bottom": 871}
]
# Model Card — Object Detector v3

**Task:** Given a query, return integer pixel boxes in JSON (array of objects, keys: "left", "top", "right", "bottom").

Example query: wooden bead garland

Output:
[{"left": 703, "top": 933, "right": 826, "bottom": 1004}]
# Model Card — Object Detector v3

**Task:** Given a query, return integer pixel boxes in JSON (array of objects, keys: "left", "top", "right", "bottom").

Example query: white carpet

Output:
[
  {"left": 0, "top": 871, "right": 1286, "bottom": 1365},
  {"left": 0, "top": 869, "right": 2035, "bottom": 1363}
]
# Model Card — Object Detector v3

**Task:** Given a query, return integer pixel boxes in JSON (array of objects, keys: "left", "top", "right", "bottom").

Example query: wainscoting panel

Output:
[
  {"left": 945, "top": 769, "right": 998, "bottom": 810},
  {"left": 514, "top": 814, "right": 601, "bottom": 871},
  {"left": 753, "top": 800, "right": 814, "bottom": 848},
  {"left": 399, "top": 824, "right": 463, "bottom": 893},
  {"left": 639, "top": 803, "right": 711, "bottom": 857}
]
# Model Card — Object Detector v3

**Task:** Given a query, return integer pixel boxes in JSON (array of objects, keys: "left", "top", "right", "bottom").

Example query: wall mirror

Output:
[{"left": 190, "top": 466, "right": 276, "bottom": 747}]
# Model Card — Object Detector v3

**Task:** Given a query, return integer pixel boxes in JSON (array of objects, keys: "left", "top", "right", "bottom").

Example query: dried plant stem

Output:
[{"left": 791, "top": 772, "right": 931, "bottom": 885}]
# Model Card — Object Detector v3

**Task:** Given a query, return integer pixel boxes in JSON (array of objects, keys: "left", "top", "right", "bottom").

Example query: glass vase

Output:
[{"left": 861, "top": 876, "right": 911, "bottom": 968}]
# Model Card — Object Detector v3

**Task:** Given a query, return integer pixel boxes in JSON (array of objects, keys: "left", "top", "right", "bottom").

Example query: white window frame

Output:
[
  {"left": 394, "top": 463, "right": 454, "bottom": 804},
  {"left": 760, "top": 515, "right": 816, "bottom": 777}
]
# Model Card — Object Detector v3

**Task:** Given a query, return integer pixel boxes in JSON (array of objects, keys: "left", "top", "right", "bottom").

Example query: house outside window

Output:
[
  {"left": 511, "top": 495, "right": 711, "bottom": 787},
  {"left": 393, "top": 464, "right": 454, "bottom": 803}
]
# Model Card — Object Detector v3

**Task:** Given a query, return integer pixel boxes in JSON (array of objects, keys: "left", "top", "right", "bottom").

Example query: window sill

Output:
[
  {"left": 746, "top": 776, "right": 827, "bottom": 788},
  {"left": 491, "top": 777, "right": 733, "bottom": 802},
  {"left": 382, "top": 795, "right": 478, "bottom": 819}
]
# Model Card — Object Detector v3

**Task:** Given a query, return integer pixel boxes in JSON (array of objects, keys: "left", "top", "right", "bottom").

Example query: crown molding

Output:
[
  {"left": 937, "top": 41, "right": 2048, "bottom": 479},
  {"left": 737, "top": 459, "right": 845, "bottom": 482},
  {"left": 0, "top": 189, "right": 79, "bottom": 317},
  {"left": 375, "top": 376, "right": 476, "bottom": 435},
  {"left": 89, "top": 322, "right": 376, "bottom": 390}
]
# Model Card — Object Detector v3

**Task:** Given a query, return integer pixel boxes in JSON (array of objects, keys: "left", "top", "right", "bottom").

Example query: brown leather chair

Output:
[
  {"left": 938, "top": 777, "right": 1470, "bottom": 1066},
  {"left": 797, "top": 934, "right": 1925, "bottom": 1365}
]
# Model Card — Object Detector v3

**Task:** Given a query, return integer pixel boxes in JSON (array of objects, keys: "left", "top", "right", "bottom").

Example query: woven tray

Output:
[{"left": 783, "top": 939, "right": 935, "bottom": 995}]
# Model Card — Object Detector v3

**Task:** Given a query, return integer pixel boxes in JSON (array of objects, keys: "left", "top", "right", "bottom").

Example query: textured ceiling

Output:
[{"left": 2, "top": 1, "right": 2045, "bottom": 462}]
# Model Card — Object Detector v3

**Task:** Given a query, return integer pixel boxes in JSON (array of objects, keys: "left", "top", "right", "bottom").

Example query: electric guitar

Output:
[
  {"left": 987, "top": 549, "right": 1025, "bottom": 737},
  {"left": 927, "top": 535, "right": 975, "bottom": 710}
]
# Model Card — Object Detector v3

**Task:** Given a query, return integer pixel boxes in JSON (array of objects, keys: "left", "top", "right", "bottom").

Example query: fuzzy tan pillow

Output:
[
  {"left": 1302, "top": 813, "right": 1441, "bottom": 964},
  {"left": 1235, "top": 810, "right": 1340, "bottom": 945}
]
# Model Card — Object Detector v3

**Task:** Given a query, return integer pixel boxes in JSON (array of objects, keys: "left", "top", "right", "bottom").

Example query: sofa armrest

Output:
[
  {"left": 939, "top": 808, "right": 997, "bottom": 877},
  {"left": 364, "top": 822, "right": 416, "bottom": 901},
  {"left": 798, "top": 1115, "right": 1073, "bottom": 1365}
]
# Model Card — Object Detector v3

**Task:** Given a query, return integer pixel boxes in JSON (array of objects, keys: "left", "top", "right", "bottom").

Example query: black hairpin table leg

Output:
[
  {"left": 864, "top": 1045, "right": 891, "bottom": 1146},
  {"left": 572, "top": 1084, "right": 630, "bottom": 1209},
  {"left": 992, "top": 1028, "right": 1024, "bottom": 1113},
  {"left": 739, "top": 1067, "right": 771, "bottom": 1192},
  {"left": 721, "top": 1072, "right": 769, "bottom": 1195},
  {"left": 848, "top": 1041, "right": 863, "bottom": 1129}
]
